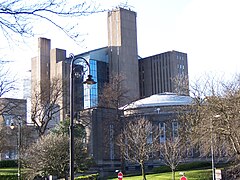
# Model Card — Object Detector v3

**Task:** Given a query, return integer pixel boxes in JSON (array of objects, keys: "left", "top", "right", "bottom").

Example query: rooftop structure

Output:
[{"left": 122, "top": 92, "right": 193, "bottom": 110}]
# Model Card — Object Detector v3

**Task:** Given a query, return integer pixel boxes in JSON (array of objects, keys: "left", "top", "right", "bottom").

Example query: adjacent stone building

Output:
[{"left": 0, "top": 98, "right": 27, "bottom": 160}]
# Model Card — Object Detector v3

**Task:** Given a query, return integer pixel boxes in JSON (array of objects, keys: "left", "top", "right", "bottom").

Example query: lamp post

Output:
[
  {"left": 69, "top": 54, "right": 96, "bottom": 180},
  {"left": 10, "top": 116, "right": 22, "bottom": 180},
  {"left": 211, "top": 133, "right": 215, "bottom": 180},
  {"left": 211, "top": 115, "right": 220, "bottom": 180}
]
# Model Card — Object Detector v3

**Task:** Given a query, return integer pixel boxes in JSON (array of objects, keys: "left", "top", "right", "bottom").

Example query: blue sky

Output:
[{"left": 2, "top": 0, "right": 240, "bottom": 97}]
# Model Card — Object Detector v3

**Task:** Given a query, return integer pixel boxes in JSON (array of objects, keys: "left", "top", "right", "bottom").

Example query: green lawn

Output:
[
  {"left": 109, "top": 169, "right": 212, "bottom": 180},
  {"left": 0, "top": 168, "right": 213, "bottom": 180},
  {"left": 0, "top": 168, "right": 17, "bottom": 175}
]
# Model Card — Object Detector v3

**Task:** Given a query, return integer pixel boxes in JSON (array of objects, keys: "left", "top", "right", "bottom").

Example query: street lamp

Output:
[
  {"left": 10, "top": 116, "right": 22, "bottom": 180},
  {"left": 211, "top": 114, "right": 220, "bottom": 180},
  {"left": 211, "top": 131, "right": 215, "bottom": 180},
  {"left": 69, "top": 54, "right": 96, "bottom": 180}
]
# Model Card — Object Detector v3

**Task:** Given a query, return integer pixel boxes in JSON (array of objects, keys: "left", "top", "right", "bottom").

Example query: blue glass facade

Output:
[
  {"left": 84, "top": 60, "right": 98, "bottom": 108},
  {"left": 81, "top": 47, "right": 109, "bottom": 109}
]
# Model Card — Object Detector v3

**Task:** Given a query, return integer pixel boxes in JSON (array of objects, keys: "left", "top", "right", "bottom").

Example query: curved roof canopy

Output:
[{"left": 122, "top": 92, "right": 193, "bottom": 110}]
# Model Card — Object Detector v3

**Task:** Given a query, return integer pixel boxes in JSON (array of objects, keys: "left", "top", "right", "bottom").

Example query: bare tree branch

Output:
[
  {"left": 118, "top": 118, "right": 158, "bottom": 180},
  {"left": 181, "top": 73, "right": 240, "bottom": 164},
  {"left": 31, "top": 77, "right": 65, "bottom": 137},
  {"left": 0, "top": 66, "right": 16, "bottom": 97},
  {"left": 0, "top": 0, "right": 128, "bottom": 42}
]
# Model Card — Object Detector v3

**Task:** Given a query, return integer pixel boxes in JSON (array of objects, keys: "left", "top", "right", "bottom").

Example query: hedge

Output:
[
  {"left": 0, "top": 160, "right": 17, "bottom": 168},
  {"left": 152, "top": 161, "right": 212, "bottom": 173},
  {"left": 0, "top": 175, "right": 16, "bottom": 180}
]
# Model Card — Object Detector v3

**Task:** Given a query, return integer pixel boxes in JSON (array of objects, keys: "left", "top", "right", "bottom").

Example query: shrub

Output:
[
  {"left": 152, "top": 165, "right": 171, "bottom": 173},
  {"left": 177, "top": 161, "right": 212, "bottom": 171}
]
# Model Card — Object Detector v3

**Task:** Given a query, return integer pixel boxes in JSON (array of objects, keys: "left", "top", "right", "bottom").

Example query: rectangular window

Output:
[
  {"left": 147, "top": 125, "right": 153, "bottom": 144},
  {"left": 84, "top": 59, "right": 98, "bottom": 108},
  {"left": 5, "top": 150, "right": 16, "bottom": 160},
  {"left": 172, "top": 121, "right": 178, "bottom": 139},
  {"left": 3, "top": 115, "right": 14, "bottom": 126},
  {"left": 147, "top": 133, "right": 153, "bottom": 144},
  {"left": 109, "top": 124, "right": 114, "bottom": 160},
  {"left": 187, "top": 148, "right": 194, "bottom": 157},
  {"left": 159, "top": 122, "right": 166, "bottom": 143}
]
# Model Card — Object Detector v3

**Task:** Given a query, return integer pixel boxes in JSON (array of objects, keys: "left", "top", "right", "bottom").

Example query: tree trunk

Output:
[
  {"left": 140, "top": 162, "right": 147, "bottom": 180},
  {"left": 172, "top": 169, "right": 175, "bottom": 180}
]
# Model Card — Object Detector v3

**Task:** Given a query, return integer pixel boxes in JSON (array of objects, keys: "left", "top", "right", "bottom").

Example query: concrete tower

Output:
[
  {"left": 31, "top": 38, "right": 51, "bottom": 99},
  {"left": 31, "top": 38, "right": 69, "bottom": 122},
  {"left": 108, "top": 8, "right": 140, "bottom": 106}
]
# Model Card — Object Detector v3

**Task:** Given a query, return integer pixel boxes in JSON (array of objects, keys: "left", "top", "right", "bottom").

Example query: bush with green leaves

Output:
[{"left": 22, "top": 132, "right": 93, "bottom": 179}]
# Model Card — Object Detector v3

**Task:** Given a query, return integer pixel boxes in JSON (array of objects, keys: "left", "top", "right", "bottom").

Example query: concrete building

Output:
[
  {"left": 31, "top": 38, "right": 51, "bottom": 98},
  {"left": 31, "top": 38, "right": 69, "bottom": 122},
  {"left": 31, "top": 8, "right": 141, "bottom": 122},
  {"left": 120, "top": 92, "right": 194, "bottom": 171},
  {"left": 82, "top": 93, "right": 194, "bottom": 176},
  {"left": 108, "top": 8, "right": 140, "bottom": 105},
  {"left": 29, "top": 7, "right": 190, "bottom": 176},
  {"left": 139, "top": 51, "right": 189, "bottom": 98},
  {"left": 0, "top": 98, "right": 27, "bottom": 160},
  {"left": 31, "top": 8, "right": 189, "bottom": 122}
]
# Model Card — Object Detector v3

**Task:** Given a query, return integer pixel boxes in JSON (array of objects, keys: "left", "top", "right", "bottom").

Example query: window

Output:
[
  {"left": 159, "top": 122, "right": 166, "bottom": 143},
  {"left": 172, "top": 121, "right": 178, "bottom": 139},
  {"left": 187, "top": 148, "right": 194, "bottom": 157},
  {"left": 109, "top": 124, "right": 114, "bottom": 160},
  {"left": 5, "top": 150, "right": 16, "bottom": 160},
  {"left": 147, "top": 131, "right": 153, "bottom": 144},
  {"left": 84, "top": 59, "right": 98, "bottom": 108},
  {"left": 3, "top": 115, "right": 14, "bottom": 126}
]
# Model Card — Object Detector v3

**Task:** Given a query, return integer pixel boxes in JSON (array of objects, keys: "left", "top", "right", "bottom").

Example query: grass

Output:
[
  {"left": 0, "top": 168, "right": 17, "bottom": 175},
  {"left": 0, "top": 168, "right": 213, "bottom": 180},
  {"left": 108, "top": 169, "right": 212, "bottom": 180}
]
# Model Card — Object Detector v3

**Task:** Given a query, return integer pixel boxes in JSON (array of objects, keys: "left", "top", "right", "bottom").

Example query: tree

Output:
[
  {"left": 98, "top": 74, "right": 130, "bottom": 109},
  {"left": 159, "top": 137, "right": 185, "bottom": 180},
  {"left": 0, "top": 66, "right": 16, "bottom": 98},
  {"left": 0, "top": 0, "right": 129, "bottom": 43},
  {"left": 22, "top": 125, "right": 91, "bottom": 180},
  {"left": 95, "top": 74, "right": 130, "bottom": 171},
  {"left": 118, "top": 118, "right": 157, "bottom": 180},
  {"left": 31, "top": 77, "right": 65, "bottom": 137},
  {"left": 181, "top": 73, "right": 240, "bottom": 179},
  {"left": 51, "top": 118, "right": 86, "bottom": 140},
  {"left": 171, "top": 74, "right": 189, "bottom": 96},
  {"left": 0, "top": 0, "right": 101, "bottom": 41}
]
